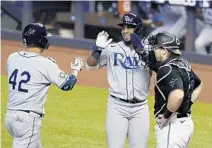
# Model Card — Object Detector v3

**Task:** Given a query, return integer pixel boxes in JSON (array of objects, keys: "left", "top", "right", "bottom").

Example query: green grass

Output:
[{"left": 1, "top": 75, "right": 212, "bottom": 148}]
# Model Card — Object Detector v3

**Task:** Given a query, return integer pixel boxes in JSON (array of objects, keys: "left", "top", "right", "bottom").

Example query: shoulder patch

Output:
[
  {"left": 46, "top": 57, "right": 56, "bottom": 63},
  {"left": 157, "top": 65, "right": 172, "bottom": 83}
]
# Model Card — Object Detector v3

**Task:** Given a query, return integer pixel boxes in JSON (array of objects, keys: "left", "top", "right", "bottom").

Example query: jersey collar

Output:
[{"left": 18, "top": 51, "right": 40, "bottom": 58}]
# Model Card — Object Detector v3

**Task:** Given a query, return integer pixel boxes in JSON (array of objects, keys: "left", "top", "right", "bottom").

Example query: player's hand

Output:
[
  {"left": 70, "top": 57, "right": 84, "bottom": 71},
  {"left": 96, "top": 31, "right": 113, "bottom": 50},
  {"left": 156, "top": 114, "right": 170, "bottom": 129}
]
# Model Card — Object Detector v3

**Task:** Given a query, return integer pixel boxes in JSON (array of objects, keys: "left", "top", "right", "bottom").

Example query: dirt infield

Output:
[{"left": 1, "top": 40, "right": 211, "bottom": 103}]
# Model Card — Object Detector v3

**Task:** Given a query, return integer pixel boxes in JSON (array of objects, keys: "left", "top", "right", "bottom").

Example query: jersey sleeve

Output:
[
  {"left": 164, "top": 69, "right": 184, "bottom": 94},
  {"left": 45, "top": 60, "right": 69, "bottom": 88}
]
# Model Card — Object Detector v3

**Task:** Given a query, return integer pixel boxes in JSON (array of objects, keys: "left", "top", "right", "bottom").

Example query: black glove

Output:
[
  {"left": 131, "top": 33, "right": 159, "bottom": 72},
  {"left": 130, "top": 33, "right": 144, "bottom": 55}
]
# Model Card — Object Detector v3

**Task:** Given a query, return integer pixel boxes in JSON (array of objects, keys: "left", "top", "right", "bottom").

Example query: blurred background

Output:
[{"left": 1, "top": 0, "right": 212, "bottom": 56}]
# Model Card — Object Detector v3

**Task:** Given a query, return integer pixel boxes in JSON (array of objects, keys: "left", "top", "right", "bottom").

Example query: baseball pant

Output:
[
  {"left": 155, "top": 115, "right": 194, "bottom": 148},
  {"left": 106, "top": 95, "right": 149, "bottom": 148},
  {"left": 4, "top": 110, "right": 42, "bottom": 148}
]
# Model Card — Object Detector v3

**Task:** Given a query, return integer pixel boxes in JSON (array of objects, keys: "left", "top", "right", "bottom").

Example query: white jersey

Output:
[
  {"left": 87, "top": 41, "right": 150, "bottom": 101},
  {"left": 6, "top": 51, "right": 69, "bottom": 114}
]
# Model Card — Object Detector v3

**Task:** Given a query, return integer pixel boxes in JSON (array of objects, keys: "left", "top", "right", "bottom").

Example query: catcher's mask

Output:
[{"left": 145, "top": 31, "right": 182, "bottom": 55}]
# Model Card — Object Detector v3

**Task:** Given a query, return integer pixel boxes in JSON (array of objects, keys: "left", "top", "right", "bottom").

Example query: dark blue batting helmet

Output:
[
  {"left": 22, "top": 23, "right": 51, "bottom": 49},
  {"left": 118, "top": 13, "right": 143, "bottom": 35}
]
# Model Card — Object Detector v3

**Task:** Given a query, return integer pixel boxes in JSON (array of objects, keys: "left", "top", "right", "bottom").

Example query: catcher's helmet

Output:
[
  {"left": 149, "top": 31, "right": 181, "bottom": 55},
  {"left": 22, "top": 23, "right": 51, "bottom": 49},
  {"left": 118, "top": 13, "right": 143, "bottom": 35}
]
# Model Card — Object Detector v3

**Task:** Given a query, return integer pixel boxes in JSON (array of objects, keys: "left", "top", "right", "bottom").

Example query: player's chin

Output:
[{"left": 123, "top": 36, "right": 131, "bottom": 42}]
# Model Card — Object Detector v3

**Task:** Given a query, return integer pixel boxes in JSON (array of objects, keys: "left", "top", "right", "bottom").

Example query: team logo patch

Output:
[
  {"left": 124, "top": 16, "right": 133, "bottom": 23},
  {"left": 59, "top": 72, "right": 66, "bottom": 79},
  {"left": 169, "top": 78, "right": 178, "bottom": 88}
]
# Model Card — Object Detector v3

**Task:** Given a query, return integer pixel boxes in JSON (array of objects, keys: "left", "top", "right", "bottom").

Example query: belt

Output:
[
  {"left": 17, "top": 110, "right": 44, "bottom": 118},
  {"left": 177, "top": 113, "right": 190, "bottom": 118},
  {"left": 110, "top": 95, "right": 145, "bottom": 104},
  {"left": 155, "top": 113, "right": 190, "bottom": 119}
]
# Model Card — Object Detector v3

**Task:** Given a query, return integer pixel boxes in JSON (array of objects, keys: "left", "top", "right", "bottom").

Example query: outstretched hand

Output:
[
  {"left": 70, "top": 57, "right": 84, "bottom": 71},
  {"left": 96, "top": 31, "right": 113, "bottom": 50}
]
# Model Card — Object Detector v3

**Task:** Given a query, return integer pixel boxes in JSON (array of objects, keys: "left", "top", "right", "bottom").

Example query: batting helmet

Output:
[
  {"left": 117, "top": 13, "right": 143, "bottom": 35},
  {"left": 22, "top": 23, "right": 51, "bottom": 49},
  {"left": 149, "top": 31, "right": 182, "bottom": 55}
]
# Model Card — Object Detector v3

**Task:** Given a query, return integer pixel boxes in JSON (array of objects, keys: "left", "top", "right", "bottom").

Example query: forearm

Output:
[
  {"left": 87, "top": 54, "right": 99, "bottom": 66},
  {"left": 71, "top": 69, "right": 80, "bottom": 78},
  {"left": 191, "top": 82, "right": 203, "bottom": 103},
  {"left": 167, "top": 89, "right": 184, "bottom": 112},
  {"left": 164, "top": 89, "right": 184, "bottom": 118}
]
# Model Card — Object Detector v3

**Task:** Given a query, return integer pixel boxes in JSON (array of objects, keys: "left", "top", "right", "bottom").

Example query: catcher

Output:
[{"left": 131, "top": 31, "right": 203, "bottom": 148}]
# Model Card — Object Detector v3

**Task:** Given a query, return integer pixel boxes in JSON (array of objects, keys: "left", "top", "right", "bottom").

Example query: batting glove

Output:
[
  {"left": 71, "top": 57, "right": 84, "bottom": 71},
  {"left": 95, "top": 31, "right": 113, "bottom": 50}
]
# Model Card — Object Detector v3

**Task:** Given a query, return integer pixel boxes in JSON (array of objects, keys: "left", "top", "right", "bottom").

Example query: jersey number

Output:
[{"left": 9, "top": 69, "right": 31, "bottom": 93}]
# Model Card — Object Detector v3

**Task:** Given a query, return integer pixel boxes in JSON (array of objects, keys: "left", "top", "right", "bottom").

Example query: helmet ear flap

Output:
[{"left": 39, "top": 37, "right": 49, "bottom": 49}]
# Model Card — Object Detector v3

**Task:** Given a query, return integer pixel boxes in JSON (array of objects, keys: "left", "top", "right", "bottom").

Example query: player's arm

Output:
[
  {"left": 46, "top": 57, "right": 84, "bottom": 91},
  {"left": 190, "top": 70, "right": 203, "bottom": 104},
  {"left": 157, "top": 66, "right": 184, "bottom": 119},
  {"left": 163, "top": 69, "right": 184, "bottom": 119},
  {"left": 130, "top": 33, "right": 158, "bottom": 72},
  {"left": 86, "top": 31, "right": 112, "bottom": 69},
  {"left": 156, "top": 68, "right": 184, "bottom": 128},
  {"left": 60, "top": 57, "right": 84, "bottom": 91}
]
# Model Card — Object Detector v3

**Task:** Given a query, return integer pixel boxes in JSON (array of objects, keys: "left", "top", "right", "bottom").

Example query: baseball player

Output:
[
  {"left": 86, "top": 13, "right": 151, "bottom": 148},
  {"left": 150, "top": 4, "right": 188, "bottom": 39},
  {"left": 131, "top": 32, "right": 203, "bottom": 148},
  {"left": 195, "top": 8, "right": 212, "bottom": 55},
  {"left": 4, "top": 23, "right": 84, "bottom": 148}
]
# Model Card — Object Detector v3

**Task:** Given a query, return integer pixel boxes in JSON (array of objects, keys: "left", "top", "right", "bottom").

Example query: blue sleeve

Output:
[{"left": 60, "top": 75, "right": 77, "bottom": 91}]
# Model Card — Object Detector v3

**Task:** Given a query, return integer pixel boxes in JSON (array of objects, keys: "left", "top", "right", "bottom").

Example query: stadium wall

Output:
[{"left": 2, "top": 29, "right": 212, "bottom": 65}]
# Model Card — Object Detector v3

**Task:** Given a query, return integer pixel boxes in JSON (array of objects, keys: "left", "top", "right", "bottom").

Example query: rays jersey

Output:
[
  {"left": 6, "top": 51, "right": 69, "bottom": 114},
  {"left": 87, "top": 41, "right": 150, "bottom": 101}
]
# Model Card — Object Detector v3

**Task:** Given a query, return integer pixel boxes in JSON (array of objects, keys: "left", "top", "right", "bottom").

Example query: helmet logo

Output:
[
  {"left": 24, "top": 28, "right": 35, "bottom": 36},
  {"left": 124, "top": 16, "right": 133, "bottom": 23}
]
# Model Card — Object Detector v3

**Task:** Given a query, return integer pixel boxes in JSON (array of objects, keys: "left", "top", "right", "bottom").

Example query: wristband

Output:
[
  {"left": 91, "top": 50, "right": 102, "bottom": 60},
  {"left": 163, "top": 108, "right": 173, "bottom": 119}
]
